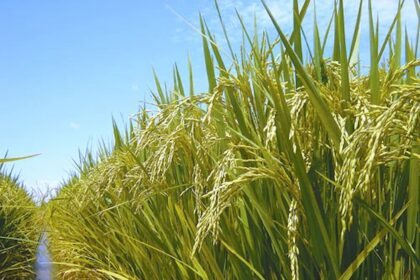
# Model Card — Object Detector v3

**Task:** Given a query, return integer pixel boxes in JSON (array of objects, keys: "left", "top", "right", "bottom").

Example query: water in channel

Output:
[{"left": 35, "top": 233, "right": 52, "bottom": 280}]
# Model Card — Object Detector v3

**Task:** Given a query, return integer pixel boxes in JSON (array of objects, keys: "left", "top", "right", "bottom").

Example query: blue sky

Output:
[{"left": 0, "top": 0, "right": 418, "bottom": 198}]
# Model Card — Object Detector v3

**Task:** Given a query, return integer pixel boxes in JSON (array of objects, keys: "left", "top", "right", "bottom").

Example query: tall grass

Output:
[
  {"left": 47, "top": 0, "right": 419, "bottom": 279},
  {"left": 0, "top": 166, "right": 40, "bottom": 279}
]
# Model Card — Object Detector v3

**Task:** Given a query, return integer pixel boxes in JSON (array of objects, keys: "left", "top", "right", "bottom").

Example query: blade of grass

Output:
[
  {"left": 339, "top": 204, "right": 408, "bottom": 280},
  {"left": 348, "top": 0, "right": 363, "bottom": 66},
  {"left": 377, "top": 0, "right": 405, "bottom": 61},
  {"left": 152, "top": 69, "right": 167, "bottom": 104},
  {"left": 220, "top": 239, "right": 265, "bottom": 280},
  {"left": 200, "top": 15, "right": 216, "bottom": 93},
  {"left": 356, "top": 199, "right": 419, "bottom": 264},
  {"left": 293, "top": 0, "right": 303, "bottom": 87},
  {"left": 313, "top": 1, "right": 322, "bottom": 81},
  {"left": 407, "top": 146, "right": 419, "bottom": 245},
  {"left": 188, "top": 56, "right": 194, "bottom": 96},
  {"left": 0, "top": 154, "right": 40, "bottom": 163},
  {"left": 368, "top": 0, "right": 380, "bottom": 104},
  {"left": 337, "top": 0, "right": 350, "bottom": 103},
  {"left": 174, "top": 64, "right": 185, "bottom": 97}
]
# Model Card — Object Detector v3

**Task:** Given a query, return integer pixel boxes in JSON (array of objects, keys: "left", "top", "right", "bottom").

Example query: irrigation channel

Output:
[{"left": 35, "top": 233, "right": 52, "bottom": 280}]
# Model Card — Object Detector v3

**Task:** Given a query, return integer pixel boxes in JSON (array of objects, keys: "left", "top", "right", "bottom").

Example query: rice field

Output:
[
  {"left": 0, "top": 165, "right": 39, "bottom": 279},
  {"left": 2, "top": 0, "right": 420, "bottom": 279}
]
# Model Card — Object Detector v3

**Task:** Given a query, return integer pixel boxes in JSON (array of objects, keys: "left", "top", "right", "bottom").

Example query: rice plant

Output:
[
  {"left": 47, "top": 0, "right": 419, "bottom": 279},
  {"left": 0, "top": 166, "right": 40, "bottom": 279},
  {"left": 0, "top": 154, "right": 39, "bottom": 164}
]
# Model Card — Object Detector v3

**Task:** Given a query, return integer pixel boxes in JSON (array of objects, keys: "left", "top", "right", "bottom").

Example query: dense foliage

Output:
[
  {"left": 0, "top": 169, "right": 39, "bottom": 279},
  {"left": 47, "top": 0, "right": 419, "bottom": 279}
]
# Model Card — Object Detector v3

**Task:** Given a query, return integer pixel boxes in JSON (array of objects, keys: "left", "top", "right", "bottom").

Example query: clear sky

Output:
[{"left": 0, "top": 0, "right": 418, "bottom": 198}]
